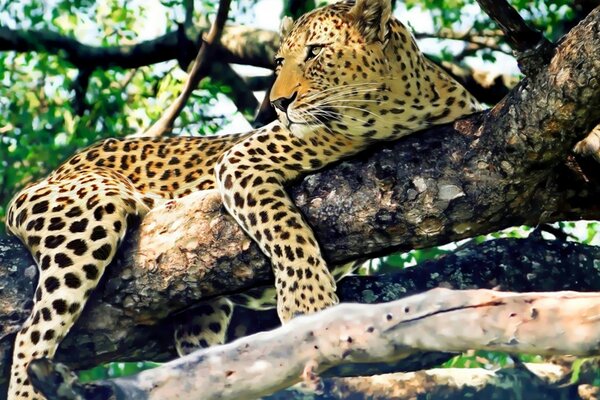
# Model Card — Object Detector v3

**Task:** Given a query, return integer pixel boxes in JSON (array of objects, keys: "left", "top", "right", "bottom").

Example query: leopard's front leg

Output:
[{"left": 216, "top": 123, "right": 358, "bottom": 321}]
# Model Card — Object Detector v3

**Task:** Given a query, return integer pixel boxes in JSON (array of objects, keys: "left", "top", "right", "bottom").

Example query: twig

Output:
[
  {"left": 72, "top": 67, "right": 92, "bottom": 116},
  {"left": 141, "top": 0, "right": 232, "bottom": 137},
  {"left": 414, "top": 29, "right": 508, "bottom": 54}
]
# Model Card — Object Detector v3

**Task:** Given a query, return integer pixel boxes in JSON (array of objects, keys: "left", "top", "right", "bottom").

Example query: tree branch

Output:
[
  {"left": 28, "top": 289, "right": 600, "bottom": 399},
  {"left": 0, "top": 17, "right": 520, "bottom": 111},
  {"left": 209, "top": 62, "right": 259, "bottom": 122},
  {"left": 414, "top": 29, "right": 510, "bottom": 54},
  {"left": 274, "top": 364, "right": 577, "bottom": 400},
  {"left": 2, "top": 232, "right": 600, "bottom": 387},
  {"left": 0, "top": 24, "right": 278, "bottom": 70},
  {"left": 475, "top": 0, "right": 556, "bottom": 75},
  {"left": 72, "top": 67, "right": 93, "bottom": 116},
  {"left": 141, "top": 0, "right": 231, "bottom": 137}
]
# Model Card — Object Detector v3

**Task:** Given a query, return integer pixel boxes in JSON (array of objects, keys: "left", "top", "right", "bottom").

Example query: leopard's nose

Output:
[{"left": 271, "top": 91, "right": 297, "bottom": 113}]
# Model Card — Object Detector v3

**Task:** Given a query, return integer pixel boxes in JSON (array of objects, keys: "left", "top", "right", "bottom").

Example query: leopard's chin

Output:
[{"left": 289, "top": 122, "right": 320, "bottom": 138}]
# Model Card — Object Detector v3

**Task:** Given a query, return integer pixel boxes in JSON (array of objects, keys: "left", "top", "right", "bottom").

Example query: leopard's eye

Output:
[
  {"left": 274, "top": 57, "right": 284, "bottom": 69},
  {"left": 305, "top": 45, "right": 323, "bottom": 62}
]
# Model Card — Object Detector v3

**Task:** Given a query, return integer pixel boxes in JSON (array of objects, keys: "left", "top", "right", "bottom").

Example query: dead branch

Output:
[
  {"left": 272, "top": 363, "right": 576, "bottom": 399},
  {"left": 27, "top": 289, "right": 600, "bottom": 399},
  {"left": 140, "top": 0, "right": 231, "bottom": 138}
]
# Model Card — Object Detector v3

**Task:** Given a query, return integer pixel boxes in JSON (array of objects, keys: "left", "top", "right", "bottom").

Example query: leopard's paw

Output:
[
  {"left": 276, "top": 267, "right": 338, "bottom": 322},
  {"left": 574, "top": 125, "right": 600, "bottom": 163}
]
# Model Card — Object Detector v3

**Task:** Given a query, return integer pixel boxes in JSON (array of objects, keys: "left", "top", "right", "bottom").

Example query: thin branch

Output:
[
  {"left": 209, "top": 62, "right": 259, "bottom": 123},
  {"left": 243, "top": 75, "right": 273, "bottom": 91},
  {"left": 253, "top": 74, "right": 277, "bottom": 127},
  {"left": 72, "top": 67, "right": 92, "bottom": 116},
  {"left": 118, "top": 68, "right": 138, "bottom": 90},
  {"left": 475, "top": 0, "right": 556, "bottom": 75},
  {"left": 141, "top": 0, "right": 232, "bottom": 138},
  {"left": 414, "top": 29, "right": 509, "bottom": 54},
  {"left": 184, "top": 0, "right": 194, "bottom": 27}
]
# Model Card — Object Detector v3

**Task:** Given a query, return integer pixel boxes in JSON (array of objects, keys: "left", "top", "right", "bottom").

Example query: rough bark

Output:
[
  {"left": 27, "top": 289, "right": 600, "bottom": 400},
  {"left": 1, "top": 6, "right": 600, "bottom": 387}
]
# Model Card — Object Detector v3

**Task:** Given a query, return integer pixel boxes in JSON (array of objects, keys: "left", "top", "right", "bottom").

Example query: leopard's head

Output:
[
  {"left": 269, "top": 0, "right": 480, "bottom": 141},
  {"left": 270, "top": 0, "right": 395, "bottom": 138}
]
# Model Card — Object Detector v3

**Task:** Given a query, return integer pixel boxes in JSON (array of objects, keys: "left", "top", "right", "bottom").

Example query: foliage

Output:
[
  {"left": 79, "top": 361, "right": 161, "bottom": 382},
  {"left": 404, "top": 0, "right": 573, "bottom": 39}
]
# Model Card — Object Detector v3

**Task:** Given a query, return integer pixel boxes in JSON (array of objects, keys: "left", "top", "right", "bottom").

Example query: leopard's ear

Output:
[
  {"left": 280, "top": 16, "right": 294, "bottom": 39},
  {"left": 348, "top": 0, "right": 392, "bottom": 45}
]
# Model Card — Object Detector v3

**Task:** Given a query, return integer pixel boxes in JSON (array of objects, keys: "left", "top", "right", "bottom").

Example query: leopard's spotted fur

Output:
[{"left": 5, "top": 0, "right": 480, "bottom": 398}]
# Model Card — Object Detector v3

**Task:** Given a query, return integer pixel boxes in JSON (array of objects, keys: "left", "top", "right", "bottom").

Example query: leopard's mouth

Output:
[{"left": 286, "top": 106, "right": 340, "bottom": 130}]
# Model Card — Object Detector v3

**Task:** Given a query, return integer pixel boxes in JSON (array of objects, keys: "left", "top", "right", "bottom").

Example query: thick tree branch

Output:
[
  {"left": 27, "top": 289, "right": 600, "bottom": 399},
  {"left": 2, "top": 232, "right": 600, "bottom": 388},
  {"left": 0, "top": 24, "right": 278, "bottom": 70}
]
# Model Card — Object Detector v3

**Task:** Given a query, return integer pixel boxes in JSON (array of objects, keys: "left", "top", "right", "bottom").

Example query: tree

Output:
[{"left": 0, "top": 0, "right": 599, "bottom": 398}]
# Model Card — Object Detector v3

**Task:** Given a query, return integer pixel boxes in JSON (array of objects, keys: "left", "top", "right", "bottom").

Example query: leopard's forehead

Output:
[{"left": 279, "top": 2, "right": 354, "bottom": 52}]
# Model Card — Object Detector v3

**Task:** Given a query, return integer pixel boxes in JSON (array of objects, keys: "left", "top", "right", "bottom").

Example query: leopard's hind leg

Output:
[
  {"left": 173, "top": 258, "right": 366, "bottom": 357},
  {"left": 174, "top": 297, "right": 234, "bottom": 356},
  {"left": 5, "top": 169, "right": 152, "bottom": 400}
]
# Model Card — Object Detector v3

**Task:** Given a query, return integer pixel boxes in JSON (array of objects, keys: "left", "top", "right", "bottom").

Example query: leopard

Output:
[{"left": 4, "top": 0, "right": 482, "bottom": 398}]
